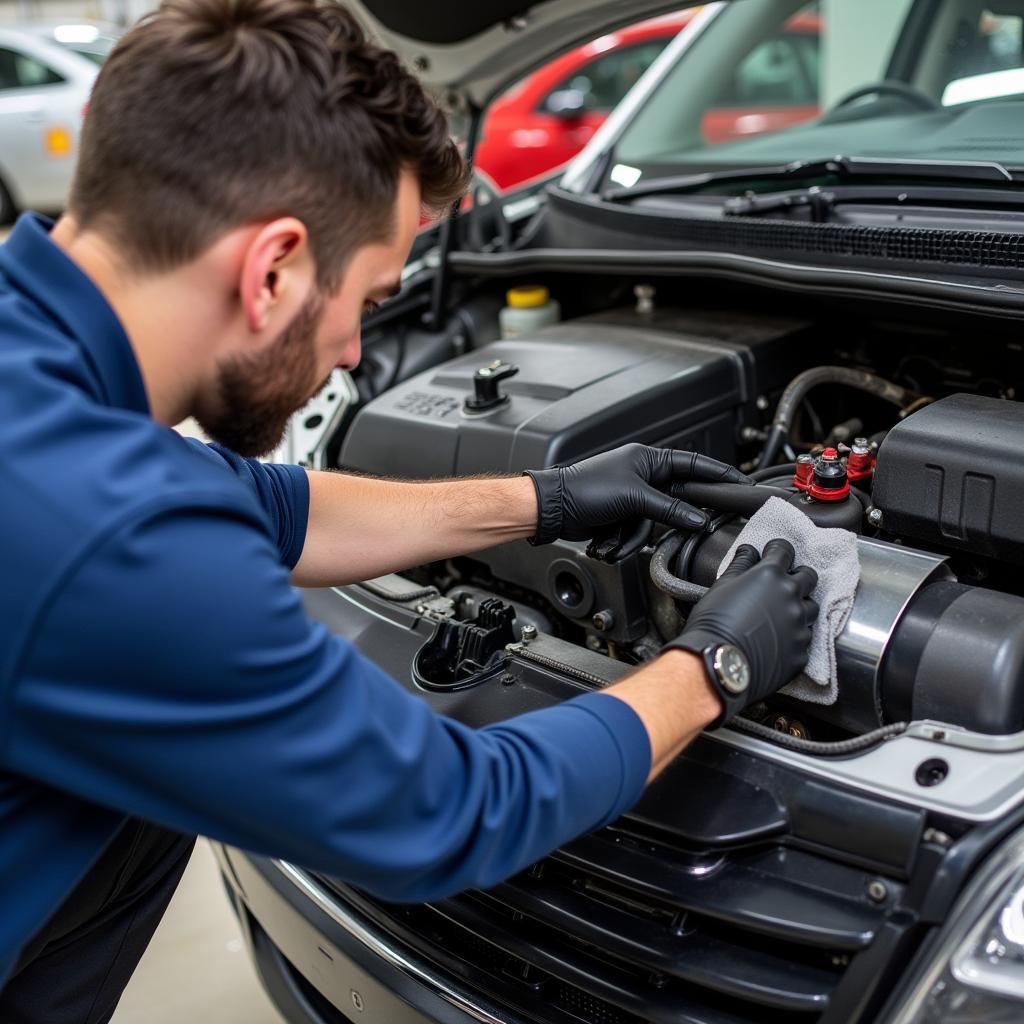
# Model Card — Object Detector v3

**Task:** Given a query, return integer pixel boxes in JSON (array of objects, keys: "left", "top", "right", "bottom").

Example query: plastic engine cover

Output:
[
  {"left": 873, "top": 393, "right": 1024, "bottom": 563},
  {"left": 340, "top": 318, "right": 771, "bottom": 477}
]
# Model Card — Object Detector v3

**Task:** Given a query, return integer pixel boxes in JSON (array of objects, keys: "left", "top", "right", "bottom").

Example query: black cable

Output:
[
  {"left": 760, "top": 366, "right": 920, "bottom": 468},
  {"left": 731, "top": 717, "right": 908, "bottom": 755}
]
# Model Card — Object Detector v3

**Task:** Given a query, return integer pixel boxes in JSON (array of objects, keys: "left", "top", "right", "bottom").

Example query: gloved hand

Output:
[
  {"left": 525, "top": 443, "right": 750, "bottom": 563},
  {"left": 666, "top": 539, "right": 818, "bottom": 728}
]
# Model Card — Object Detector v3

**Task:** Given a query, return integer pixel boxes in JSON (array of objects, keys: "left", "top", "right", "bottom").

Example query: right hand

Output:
[{"left": 666, "top": 539, "right": 818, "bottom": 726}]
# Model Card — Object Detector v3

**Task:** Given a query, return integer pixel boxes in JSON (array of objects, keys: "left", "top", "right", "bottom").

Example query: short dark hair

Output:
[{"left": 70, "top": 0, "right": 468, "bottom": 287}]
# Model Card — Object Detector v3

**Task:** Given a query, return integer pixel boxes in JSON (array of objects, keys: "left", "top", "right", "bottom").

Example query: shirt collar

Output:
[{"left": 0, "top": 213, "right": 149, "bottom": 414}]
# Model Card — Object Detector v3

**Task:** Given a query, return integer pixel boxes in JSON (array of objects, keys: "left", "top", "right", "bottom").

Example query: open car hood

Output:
[{"left": 346, "top": 0, "right": 701, "bottom": 106}]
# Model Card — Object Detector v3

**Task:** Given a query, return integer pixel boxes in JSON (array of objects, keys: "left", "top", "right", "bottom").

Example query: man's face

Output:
[{"left": 197, "top": 171, "right": 421, "bottom": 457}]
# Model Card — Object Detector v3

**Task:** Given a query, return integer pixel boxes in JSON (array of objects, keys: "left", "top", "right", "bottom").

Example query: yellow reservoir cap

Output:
[{"left": 506, "top": 285, "right": 550, "bottom": 309}]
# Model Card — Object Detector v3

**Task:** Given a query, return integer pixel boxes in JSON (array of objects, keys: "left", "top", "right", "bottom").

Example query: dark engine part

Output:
[
  {"left": 340, "top": 314, "right": 806, "bottom": 477},
  {"left": 873, "top": 392, "right": 1024, "bottom": 563},
  {"left": 689, "top": 507, "right": 1024, "bottom": 735},
  {"left": 414, "top": 598, "right": 516, "bottom": 690},
  {"left": 341, "top": 311, "right": 805, "bottom": 644}
]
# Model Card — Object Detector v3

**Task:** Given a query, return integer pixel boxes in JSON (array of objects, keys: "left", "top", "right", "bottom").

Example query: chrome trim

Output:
[{"left": 273, "top": 861, "right": 513, "bottom": 1024}]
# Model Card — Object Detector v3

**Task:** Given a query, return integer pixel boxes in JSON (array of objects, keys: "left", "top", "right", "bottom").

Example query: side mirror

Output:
[{"left": 545, "top": 88, "right": 587, "bottom": 119}]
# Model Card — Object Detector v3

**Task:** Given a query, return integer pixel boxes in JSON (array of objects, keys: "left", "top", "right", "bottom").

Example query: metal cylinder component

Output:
[{"left": 828, "top": 539, "right": 951, "bottom": 732}]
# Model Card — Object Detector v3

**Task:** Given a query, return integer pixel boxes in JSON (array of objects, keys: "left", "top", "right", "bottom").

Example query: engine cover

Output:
[
  {"left": 873, "top": 393, "right": 1024, "bottom": 563},
  {"left": 339, "top": 314, "right": 801, "bottom": 476}
]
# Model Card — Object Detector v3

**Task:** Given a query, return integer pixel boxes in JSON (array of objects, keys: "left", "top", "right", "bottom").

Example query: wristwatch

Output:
[
  {"left": 709, "top": 643, "right": 751, "bottom": 695},
  {"left": 668, "top": 639, "right": 751, "bottom": 728}
]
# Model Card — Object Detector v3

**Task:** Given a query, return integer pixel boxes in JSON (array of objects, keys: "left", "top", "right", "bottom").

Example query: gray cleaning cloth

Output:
[{"left": 717, "top": 497, "right": 860, "bottom": 705}]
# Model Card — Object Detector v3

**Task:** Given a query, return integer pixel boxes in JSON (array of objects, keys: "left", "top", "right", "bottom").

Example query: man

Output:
[{"left": 0, "top": 0, "right": 818, "bottom": 1020}]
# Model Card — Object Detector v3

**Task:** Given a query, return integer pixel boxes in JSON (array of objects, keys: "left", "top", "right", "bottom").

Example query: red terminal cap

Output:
[
  {"left": 793, "top": 455, "right": 814, "bottom": 492},
  {"left": 808, "top": 448, "right": 851, "bottom": 503},
  {"left": 847, "top": 437, "right": 875, "bottom": 482}
]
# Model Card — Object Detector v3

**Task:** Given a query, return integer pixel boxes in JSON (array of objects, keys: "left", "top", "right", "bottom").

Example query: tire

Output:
[{"left": 0, "top": 176, "right": 16, "bottom": 227}]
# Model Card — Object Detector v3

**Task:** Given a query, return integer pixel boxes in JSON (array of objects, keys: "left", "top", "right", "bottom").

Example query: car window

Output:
[
  {"left": 545, "top": 39, "right": 670, "bottom": 113},
  {"left": 0, "top": 47, "right": 65, "bottom": 90},
  {"left": 719, "top": 31, "right": 819, "bottom": 106},
  {"left": 941, "top": 10, "right": 1024, "bottom": 104}
]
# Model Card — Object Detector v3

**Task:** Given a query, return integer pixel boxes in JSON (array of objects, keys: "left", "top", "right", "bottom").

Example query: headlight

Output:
[{"left": 886, "top": 826, "right": 1024, "bottom": 1022}]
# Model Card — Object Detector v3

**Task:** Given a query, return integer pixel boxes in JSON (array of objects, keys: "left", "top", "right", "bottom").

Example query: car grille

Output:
[{"left": 318, "top": 823, "right": 897, "bottom": 1024}]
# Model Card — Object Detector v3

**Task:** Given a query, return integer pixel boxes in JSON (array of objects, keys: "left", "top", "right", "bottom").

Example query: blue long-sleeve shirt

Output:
[{"left": 0, "top": 214, "right": 651, "bottom": 985}]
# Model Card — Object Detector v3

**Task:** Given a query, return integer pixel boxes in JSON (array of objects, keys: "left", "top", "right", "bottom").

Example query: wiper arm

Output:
[
  {"left": 724, "top": 181, "right": 1024, "bottom": 220},
  {"left": 602, "top": 155, "right": 1018, "bottom": 202}
]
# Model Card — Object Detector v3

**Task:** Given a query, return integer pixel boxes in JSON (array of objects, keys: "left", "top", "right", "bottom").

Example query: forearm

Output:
[
  {"left": 292, "top": 470, "right": 538, "bottom": 587},
  {"left": 603, "top": 651, "right": 722, "bottom": 782}
]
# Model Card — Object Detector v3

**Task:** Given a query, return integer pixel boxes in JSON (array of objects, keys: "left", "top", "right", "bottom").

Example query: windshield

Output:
[{"left": 609, "top": 0, "right": 1024, "bottom": 188}]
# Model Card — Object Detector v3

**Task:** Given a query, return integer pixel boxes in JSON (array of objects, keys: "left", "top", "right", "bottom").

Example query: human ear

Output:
[{"left": 238, "top": 217, "right": 310, "bottom": 332}]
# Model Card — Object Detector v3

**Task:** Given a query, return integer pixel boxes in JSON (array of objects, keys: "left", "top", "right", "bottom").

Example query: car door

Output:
[{"left": 0, "top": 43, "right": 75, "bottom": 210}]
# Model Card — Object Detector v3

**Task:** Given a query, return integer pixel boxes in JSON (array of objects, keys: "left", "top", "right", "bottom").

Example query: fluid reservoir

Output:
[{"left": 499, "top": 285, "right": 560, "bottom": 339}]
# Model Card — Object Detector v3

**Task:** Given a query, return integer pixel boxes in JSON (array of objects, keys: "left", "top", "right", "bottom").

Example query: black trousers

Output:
[{"left": 0, "top": 820, "right": 197, "bottom": 1024}]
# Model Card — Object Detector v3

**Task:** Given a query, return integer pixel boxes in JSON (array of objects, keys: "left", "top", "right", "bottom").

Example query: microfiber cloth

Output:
[{"left": 717, "top": 497, "right": 860, "bottom": 705}]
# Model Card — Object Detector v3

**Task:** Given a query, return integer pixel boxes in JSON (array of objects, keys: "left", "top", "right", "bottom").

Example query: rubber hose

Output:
[
  {"left": 650, "top": 532, "right": 709, "bottom": 602},
  {"left": 731, "top": 717, "right": 908, "bottom": 755},
  {"left": 760, "top": 366, "right": 919, "bottom": 468},
  {"left": 359, "top": 579, "right": 439, "bottom": 603},
  {"left": 751, "top": 462, "right": 796, "bottom": 482},
  {"left": 674, "top": 481, "right": 791, "bottom": 519}
]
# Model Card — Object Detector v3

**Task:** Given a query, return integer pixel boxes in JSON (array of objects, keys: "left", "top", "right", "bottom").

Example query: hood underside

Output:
[{"left": 346, "top": 0, "right": 702, "bottom": 106}]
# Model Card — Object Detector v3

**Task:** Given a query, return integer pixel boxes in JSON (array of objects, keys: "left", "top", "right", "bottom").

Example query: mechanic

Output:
[{"left": 0, "top": 1, "right": 818, "bottom": 1020}]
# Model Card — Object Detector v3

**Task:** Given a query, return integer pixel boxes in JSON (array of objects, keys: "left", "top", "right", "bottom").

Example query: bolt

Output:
[
  {"left": 868, "top": 508, "right": 883, "bottom": 527},
  {"left": 586, "top": 635, "right": 603, "bottom": 652},
  {"left": 852, "top": 436, "right": 870, "bottom": 455},
  {"left": 634, "top": 284, "right": 656, "bottom": 314},
  {"left": 520, "top": 624, "right": 537, "bottom": 644},
  {"left": 499, "top": 672, "right": 517, "bottom": 687},
  {"left": 772, "top": 715, "right": 790, "bottom": 733},
  {"left": 867, "top": 880, "right": 888, "bottom": 904},
  {"left": 350, "top": 989, "right": 365, "bottom": 1012},
  {"left": 923, "top": 828, "right": 952, "bottom": 847},
  {"left": 592, "top": 609, "right": 615, "bottom": 631}
]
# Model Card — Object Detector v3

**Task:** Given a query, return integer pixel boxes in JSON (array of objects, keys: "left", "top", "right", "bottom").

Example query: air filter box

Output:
[
  {"left": 340, "top": 315, "right": 800, "bottom": 477},
  {"left": 873, "top": 393, "right": 1024, "bottom": 562}
]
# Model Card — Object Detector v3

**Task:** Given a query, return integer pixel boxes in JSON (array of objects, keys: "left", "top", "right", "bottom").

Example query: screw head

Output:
[
  {"left": 520, "top": 624, "right": 537, "bottom": 643},
  {"left": 592, "top": 610, "right": 614, "bottom": 631},
  {"left": 868, "top": 508, "right": 883, "bottom": 526},
  {"left": 867, "top": 880, "right": 888, "bottom": 904}
]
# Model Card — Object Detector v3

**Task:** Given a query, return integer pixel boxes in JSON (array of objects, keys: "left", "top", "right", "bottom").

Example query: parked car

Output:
[
  {"left": 475, "top": 8, "right": 821, "bottom": 191},
  {"left": 0, "top": 23, "right": 117, "bottom": 223},
  {"left": 218, "top": 1, "right": 1024, "bottom": 1022}
]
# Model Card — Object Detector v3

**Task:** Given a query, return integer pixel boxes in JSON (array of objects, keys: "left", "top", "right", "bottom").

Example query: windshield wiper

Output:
[{"left": 602, "top": 155, "right": 1019, "bottom": 202}]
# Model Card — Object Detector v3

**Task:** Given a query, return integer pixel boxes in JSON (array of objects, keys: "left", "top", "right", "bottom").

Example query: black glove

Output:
[
  {"left": 525, "top": 443, "right": 750, "bottom": 563},
  {"left": 666, "top": 539, "right": 818, "bottom": 728}
]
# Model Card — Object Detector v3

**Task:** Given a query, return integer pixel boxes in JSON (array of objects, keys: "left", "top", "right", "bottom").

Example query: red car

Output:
[{"left": 475, "top": 9, "right": 822, "bottom": 192}]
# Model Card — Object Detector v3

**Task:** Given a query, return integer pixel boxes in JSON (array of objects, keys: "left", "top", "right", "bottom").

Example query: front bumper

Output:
[{"left": 215, "top": 844, "right": 520, "bottom": 1024}]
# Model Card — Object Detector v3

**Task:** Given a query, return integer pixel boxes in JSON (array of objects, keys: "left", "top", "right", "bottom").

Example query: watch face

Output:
[{"left": 714, "top": 644, "right": 750, "bottom": 695}]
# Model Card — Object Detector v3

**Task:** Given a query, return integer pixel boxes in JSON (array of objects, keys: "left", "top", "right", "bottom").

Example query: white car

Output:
[{"left": 0, "top": 23, "right": 118, "bottom": 223}]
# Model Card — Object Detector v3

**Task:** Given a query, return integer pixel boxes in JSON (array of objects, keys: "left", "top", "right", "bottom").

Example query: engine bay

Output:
[{"left": 335, "top": 280, "right": 1024, "bottom": 745}]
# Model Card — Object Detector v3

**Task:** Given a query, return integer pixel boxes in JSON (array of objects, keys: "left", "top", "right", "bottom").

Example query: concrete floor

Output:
[{"left": 111, "top": 841, "right": 285, "bottom": 1024}]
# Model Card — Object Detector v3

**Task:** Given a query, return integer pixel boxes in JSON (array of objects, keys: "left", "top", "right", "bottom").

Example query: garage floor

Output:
[{"left": 111, "top": 841, "right": 285, "bottom": 1024}]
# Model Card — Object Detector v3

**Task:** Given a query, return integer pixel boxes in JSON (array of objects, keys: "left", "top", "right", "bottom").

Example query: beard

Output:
[{"left": 198, "top": 293, "right": 331, "bottom": 458}]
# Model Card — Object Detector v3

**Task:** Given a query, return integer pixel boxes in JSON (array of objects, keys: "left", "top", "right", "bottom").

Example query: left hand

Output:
[{"left": 525, "top": 443, "right": 750, "bottom": 562}]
